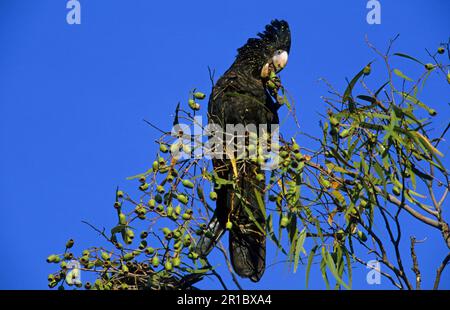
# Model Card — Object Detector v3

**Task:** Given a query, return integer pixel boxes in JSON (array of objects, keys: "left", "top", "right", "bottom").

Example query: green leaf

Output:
[
  {"left": 393, "top": 68, "right": 413, "bottom": 81},
  {"left": 394, "top": 53, "right": 425, "bottom": 66},
  {"left": 294, "top": 228, "right": 307, "bottom": 273},
  {"left": 343, "top": 64, "right": 371, "bottom": 111},
  {"left": 305, "top": 245, "right": 318, "bottom": 289}
]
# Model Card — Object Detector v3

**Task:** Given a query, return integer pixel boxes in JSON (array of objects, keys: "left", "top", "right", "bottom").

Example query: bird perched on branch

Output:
[{"left": 196, "top": 20, "right": 291, "bottom": 282}]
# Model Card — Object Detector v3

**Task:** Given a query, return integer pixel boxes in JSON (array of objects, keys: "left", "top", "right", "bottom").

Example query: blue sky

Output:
[{"left": 0, "top": 0, "right": 449, "bottom": 289}]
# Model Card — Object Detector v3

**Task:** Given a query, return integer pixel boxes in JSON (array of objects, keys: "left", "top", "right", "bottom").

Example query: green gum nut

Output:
[
  {"left": 65, "top": 239, "right": 74, "bottom": 249},
  {"left": 152, "top": 160, "right": 159, "bottom": 172},
  {"left": 46, "top": 255, "right": 58, "bottom": 263},
  {"left": 193, "top": 92, "right": 206, "bottom": 100},
  {"left": 123, "top": 253, "right": 134, "bottom": 261},
  {"left": 177, "top": 194, "right": 188, "bottom": 204},
  {"left": 438, "top": 47, "right": 445, "bottom": 54},
  {"left": 101, "top": 252, "right": 110, "bottom": 261},
  {"left": 119, "top": 213, "right": 127, "bottom": 225},
  {"left": 280, "top": 216, "right": 289, "bottom": 228},
  {"left": 148, "top": 199, "right": 156, "bottom": 208},
  {"left": 172, "top": 257, "right": 181, "bottom": 267},
  {"left": 151, "top": 254, "right": 159, "bottom": 267},
  {"left": 357, "top": 230, "right": 368, "bottom": 242},
  {"left": 140, "top": 231, "right": 148, "bottom": 239},
  {"left": 182, "top": 213, "right": 191, "bottom": 220},
  {"left": 165, "top": 260, "right": 173, "bottom": 271},
  {"left": 182, "top": 179, "right": 194, "bottom": 189},
  {"left": 363, "top": 64, "right": 371, "bottom": 75},
  {"left": 175, "top": 205, "right": 182, "bottom": 215},
  {"left": 256, "top": 173, "right": 265, "bottom": 182},
  {"left": 425, "top": 63, "right": 434, "bottom": 70},
  {"left": 126, "top": 229, "right": 135, "bottom": 240},
  {"left": 166, "top": 206, "right": 174, "bottom": 217},
  {"left": 117, "top": 190, "right": 124, "bottom": 198},
  {"left": 156, "top": 185, "right": 165, "bottom": 193},
  {"left": 225, "top": 221, "right": 233, "bottom": 230},
  {"left": 159, "top": 143, "right": 168, "bottom": 153},
  {"left": 392, "top": 186, "right": 401, "bottom": 196},
  {"left": 139, "top": 183, "right": 149, "bottom": 191},
  {"left": 209, "top": 191, "right": 217, "bottom": 201},
  {"left": 145, "top": 247, "right": 155, "bottom": 255}
]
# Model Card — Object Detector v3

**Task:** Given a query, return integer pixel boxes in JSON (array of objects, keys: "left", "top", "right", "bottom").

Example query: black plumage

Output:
[{"left": 196, "top": 20, "right": 291, "bottom": 282}]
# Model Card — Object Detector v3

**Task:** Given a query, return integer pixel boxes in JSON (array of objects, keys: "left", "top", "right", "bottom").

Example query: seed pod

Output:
[
  {"left": 280, "top": 216, "right": 289, "bottom": 228},
  {"left": 363, "top": 64, "right": 371, "bottom": 75},
  {"left": 148, "top": 199, "right": 156, "bottom": 209},
  {"left": 173, "top": 241, "right": 182, "bottom": 250},
  {"left": 177, "top": 194, "right": 188, "bottom": 204},
  {"left": 226, "top": 221, "right": 233, "bottom": 230},
  {"left": 80, "top": 255, "right": 89, "bottom": 264},
  {"left": 66, "top": 239, "right": 74, "bottom": 249},
  {"left": 256, "top": 173, "right": 265, "bottom": 182},
  {"left": 182, "top": 213, "right": 191, "bottom": 220},
  {"left": 117, "top": 190, "right": 124, "bottom": 198},
  {"left": 392, "top": 186, "right": 401, "bottom": 196},
  {"left": 156, "top": 204, "right": 164, "bottom": 212},
  {"left": 357, "top": 230, "right": 368, "bottom": 242},
  {"left": 81, "top": 250, "right": 89, "bottom": 257},
  {"left": 114, "top": 201, "right": 121, "bottom": 209},
  {"left": 119, "top": 213, "right": 127, "bottom": 225},
  {"left": 167, "top": 206, "right": 173, "bottom": 217},
  {"left": 139, "top": 240, "right": 147, "bottom": 250},
  {"left": 336, "top": 229, "right": 345, "bottom": 241},
  {"left": 151, "top": 254, "right": 159, "bottom": 267},
  {"left": 193, "top": 92, "right": 206, "bottom": 100},
  {"left": 159, "top": 143, "right": 168, "bottom": 153},
  {"left": 126, "top": 229, "right": 135, "bottom": 240},
  {"left": 165, "top": 260, "right": 173, "bottom": 271},
  {"left": 152, "top": 160, "right": 159, "bottom": 172},
  {"left": 360, "top": 199, "right": 368, "bottom": 209},
  {"left": 101, "top": 252, "right": 110, "bottom": 261},
  {"left": 209, "top": 191, "right": 217, "bottom": 201},
  {"left": 183, "top": 235, "right": 192, "bottom": 247},
  {"left": 428, "top": 109, "right": 437, "bottom": 116},
  {"left": 123, "top": 252, "right": 134, "bottom": 261},
  {"left": 140, "top": 231, "right": 148, "bottom": 239},
  {"left": 438, "top": 47, "right": 445, "bottom": 54},
  {"left": 48, "top": 281, "right": 58, "bottom": 289},
  {"left": 145, "top": 247, "right": 155, "bottom": 255},
  {"left": 139, "top": 183, "right": 149, "bottom": 191},
  {"left": 156, "top": 185, "right": 165, "bottom": 194},
  {"left": 182, "top": 179, "right": 194, "bottom": 189},
  {"left": 84, "top": 282, "right": 92, "bottom": 290},
  {"left": 48, "top": 274, "right": 55, "bottom": 282},
  {"left": 46, "top": 255, "right": 58, "bottom": 263},
  {"left": 188, "top": 99, "right": 200, "bottom": 111},
  {"left": 174, "top": 205, "right": 182, "bottom": 215},
  {"left": 339, "top": 129, "right": 350, "bottom": 138},
  {"left": 425, "top": 63, "right": 434, "bottom": 70},
  {"left": 139, "top": 176, "right": 146, "bottom": 183},
  {"left": 330, "top": 116, "right": 339, "bottom": 127},
  {"left": 172, "top": 257, "right": 181, "bottom": 267}
]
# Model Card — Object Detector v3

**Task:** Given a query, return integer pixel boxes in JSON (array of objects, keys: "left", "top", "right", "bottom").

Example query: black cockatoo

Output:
[{"left": 196, "top": 20, "right": 291, "bottom": 282}]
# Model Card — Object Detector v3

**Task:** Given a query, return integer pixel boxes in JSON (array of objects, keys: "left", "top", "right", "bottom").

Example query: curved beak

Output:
[{"left": 272, "top": 51, "right": 288, "bottom": 72}]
